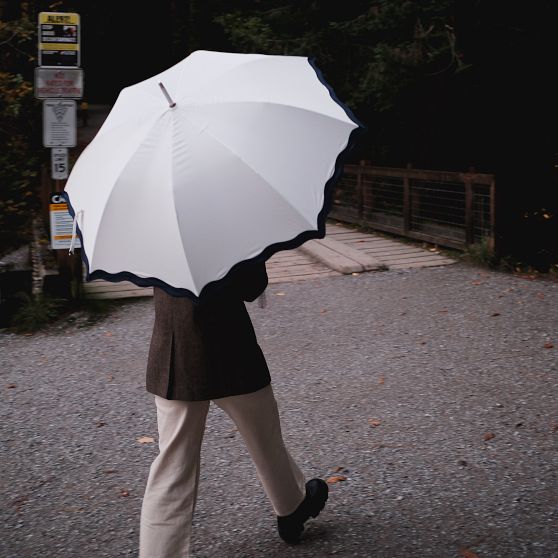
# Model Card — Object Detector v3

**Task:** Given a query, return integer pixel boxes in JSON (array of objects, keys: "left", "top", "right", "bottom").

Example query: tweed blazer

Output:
[{"left": 146, "top": 261, "right": 271, "bottom": 401}]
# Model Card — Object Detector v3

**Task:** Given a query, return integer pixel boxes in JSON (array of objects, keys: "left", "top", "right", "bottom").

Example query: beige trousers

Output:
[{"left": 139, "top": 384, "right": 306, "bottom": 558}]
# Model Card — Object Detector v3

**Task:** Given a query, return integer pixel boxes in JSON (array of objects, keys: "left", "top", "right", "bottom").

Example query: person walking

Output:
[{"left": 139, "top": 260, "right": 328, "bottom": 557}]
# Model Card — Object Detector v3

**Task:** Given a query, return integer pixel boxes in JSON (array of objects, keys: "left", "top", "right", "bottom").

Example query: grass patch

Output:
[
  {"left": 7, "top": 291, "right": 121, "bottom": 334},
  {"left": 10, "top": 292, "right": 65, "bottom": 333},
  {"left": 462, "top": 238, "right": 499, "bottom": 268}
]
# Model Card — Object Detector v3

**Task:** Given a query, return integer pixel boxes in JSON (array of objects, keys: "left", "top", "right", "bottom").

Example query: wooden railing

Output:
[{"left": 330, "top": 162, "right": 496, "bottom": 252}]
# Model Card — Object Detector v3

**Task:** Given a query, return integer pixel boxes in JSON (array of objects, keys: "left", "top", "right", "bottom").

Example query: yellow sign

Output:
[
  {"left": 38, "top": 12, "right": 80, "bottom": 67},
  {"left": 49, "top": 199, "right": 81, "bottom": 250},
  {"left": 40, "top": 13, "right": 80, "bottom": 25},
  {"left": 49, "top": 193, "right": 81, "bottom": 250}
]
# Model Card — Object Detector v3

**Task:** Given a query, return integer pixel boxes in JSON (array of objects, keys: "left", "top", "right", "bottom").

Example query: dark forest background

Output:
[{"left": 1, "top": 0, "right": 557, "bottom": 269}]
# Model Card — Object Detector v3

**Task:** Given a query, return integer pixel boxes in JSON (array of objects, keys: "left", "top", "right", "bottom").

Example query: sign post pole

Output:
[{"left": 37, "top": 11, "right": 83, "bottom": 298}]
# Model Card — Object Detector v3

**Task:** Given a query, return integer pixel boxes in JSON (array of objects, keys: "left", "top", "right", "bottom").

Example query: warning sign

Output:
[
  {"left": 43, "top": 100, "right": 76, "bottom": 147},
  {"left": 35, "top": 68, "right": 83, "bottom": 99},
  {"left": 38, "top": 12, "right": 80, "bottom": 67},
  {"left": 49, "top": 193, "right": 81, "bottom": 250}
]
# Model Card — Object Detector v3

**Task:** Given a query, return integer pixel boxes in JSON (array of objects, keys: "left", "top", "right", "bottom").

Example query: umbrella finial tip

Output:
[{"left": 158, "top": 81, "right": 177, "bottom": 108}]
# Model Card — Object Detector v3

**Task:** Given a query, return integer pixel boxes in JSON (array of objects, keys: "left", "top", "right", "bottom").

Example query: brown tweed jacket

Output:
[{"left": 145, "top": 261, "right": 271, "bottom": 401}]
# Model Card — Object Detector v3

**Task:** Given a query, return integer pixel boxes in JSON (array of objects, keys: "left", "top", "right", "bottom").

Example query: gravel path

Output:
[{"left": 1, "top": 262, "right": 557, "bottom": 558}]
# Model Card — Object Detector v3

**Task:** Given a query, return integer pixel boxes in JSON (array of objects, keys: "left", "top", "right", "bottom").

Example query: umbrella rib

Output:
[
  {"left": 89, "top": 112, "right": 170, "bottom": 269},
  {"left": 168, "top": 118, "right": 202, "bottom": 295},
  {"left": 188, "top": 99, "right": 355, "bottom": 127},
  {"left": 181, "top": 114, "right": 317, "bottom": 230},
  {"left": 95, "top": 88, "right": 164, "bottom": 141}
]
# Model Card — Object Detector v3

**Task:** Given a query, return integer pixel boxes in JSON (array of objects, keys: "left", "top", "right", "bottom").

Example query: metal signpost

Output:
[{"left": 37, "top": 12, "right": 84, "bottom": 290}]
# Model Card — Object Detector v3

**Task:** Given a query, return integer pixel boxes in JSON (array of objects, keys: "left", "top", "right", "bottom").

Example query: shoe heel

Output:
[
  {"left": 310, "top": 497, "right": 327, "bottom": 518},
  {"left": 309, "top": 485, "right": 328, "bottom": 518}
]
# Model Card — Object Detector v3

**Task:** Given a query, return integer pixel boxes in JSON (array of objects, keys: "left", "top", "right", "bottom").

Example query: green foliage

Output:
[
  {"left": 0, "top": 13, "right": 42, "bottom": 256},
  {"left": 463, "top": 238, "right": 499, "bottom": 269},
  {"left": 8, "top": 290, "right": 116, "bottom": 333},
  {"left": 10, "top": 292, "right": 65, "bottom": 332},
  {"left": 214, "top": 1, "right": 465, "bottom": 115}
]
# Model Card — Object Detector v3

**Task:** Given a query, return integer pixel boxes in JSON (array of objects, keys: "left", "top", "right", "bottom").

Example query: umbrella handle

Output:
[{"left": 158, "top": 82, "right": 176, "bottom": 108}]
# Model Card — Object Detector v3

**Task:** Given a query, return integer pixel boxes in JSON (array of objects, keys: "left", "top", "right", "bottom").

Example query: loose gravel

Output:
[{"left": 1, "top": 262, "right": 557, "bottom": 558}]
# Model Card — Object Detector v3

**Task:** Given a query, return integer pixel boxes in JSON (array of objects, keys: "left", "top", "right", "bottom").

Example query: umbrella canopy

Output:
[{"left": 63, "top": 50, "right": 364, "bottom": 300}]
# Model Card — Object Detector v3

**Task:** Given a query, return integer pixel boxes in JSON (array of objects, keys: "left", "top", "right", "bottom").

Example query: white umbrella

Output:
[{"left": 63, "top": 50, "right": 364, "bottom": 300}]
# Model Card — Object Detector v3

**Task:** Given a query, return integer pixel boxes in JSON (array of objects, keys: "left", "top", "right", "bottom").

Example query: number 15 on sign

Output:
[{"left": 51, "top": 147, "right": 68, "bottom": 179}]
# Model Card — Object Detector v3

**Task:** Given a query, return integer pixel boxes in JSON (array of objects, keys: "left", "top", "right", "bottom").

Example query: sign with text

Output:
[
  {"left": 49, "top": 193, "right": 81, "bottom": 250},
  {"left": 51, "top": 148, "right": 69, "bottom": 179},
  {"left": 35, "top": 68, "right": 83, "bottom": 99},
  {"left": 38, "top": 12, "right": 80, "bottom": 67},
  {"left": 43, "top": 100, "right": 76, "bottom": 147}
]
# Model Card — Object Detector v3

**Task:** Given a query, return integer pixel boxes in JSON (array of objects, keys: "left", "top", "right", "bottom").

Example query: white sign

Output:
[
  {"left": 35, "top": 68, "right": 83, "bottom": 98},
  {"left": 50, "top": 193, "right": 81, "bottom": 250},
  {"left": 43, "top": 99, "right": 76, "bottom": 147},
  {"left": 51, "top": 148, "right": 69, "bottom": 179}
]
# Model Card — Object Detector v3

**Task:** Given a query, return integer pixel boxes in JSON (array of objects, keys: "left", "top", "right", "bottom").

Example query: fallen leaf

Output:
[
  {"left": 136, "top": 436, "right": 155, "bottom": 444},
  {"left": 536, "top": 293, "right": 545, "bottom": 300},
  {"left": 368, "top": 419, "right": 382, "bottom": 427},
  {"left": 326, "top": 475, "right": 347, "bottom": 484},
  {"left": 106, "top": 375, "right": 114, "bottom": 382},
  {"left": 59, "top": 506, "right": 85, "bottom": 513},
  {"left": 320, "top": 309, "right": 328, "bottom": 314},
  {"left": 471, "top": 280, "right": 482, "bottom": 286},
  {"left": 103, "top": 469, "right": 118, "bottom": 474},
  {"left": 104, "top": 332, "right": 112, "bottom": 337},
  {"left": 12, "top": 495, "right": 29, "bottom": 512},
  {"left": 119, "top": 489, "right": 130, "bottom": 497},
  {"left": 459, "top": 548, "right": 479, "bottom": 558},
  {"left": 483, "top": 432, "right": 495, "bottom": 441},
  {"left": 378, "top": 375, "right": 385, "bottom": 385},
  {"left": 331, "top": 466, "right": 345, "bottom": 473},
  {"left": 543, "top": 342, "right": 554, "bottom": 349},
  {"left": 96, "top": 421, "right": 106, "bottom": 428}
]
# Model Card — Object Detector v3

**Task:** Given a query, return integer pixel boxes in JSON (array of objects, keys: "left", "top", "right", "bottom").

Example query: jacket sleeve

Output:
[{"left": 231, "top": 261, "right": 268, "bottom": 302}]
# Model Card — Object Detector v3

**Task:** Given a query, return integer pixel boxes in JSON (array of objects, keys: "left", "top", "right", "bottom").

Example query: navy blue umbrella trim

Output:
[{"left": 61, "top": 57, "right": 366, "bottom": 303}]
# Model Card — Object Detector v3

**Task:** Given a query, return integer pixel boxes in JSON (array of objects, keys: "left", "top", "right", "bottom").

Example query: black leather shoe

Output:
[{"left": 277, "top": 478, "right": 329, "bottom": 544}]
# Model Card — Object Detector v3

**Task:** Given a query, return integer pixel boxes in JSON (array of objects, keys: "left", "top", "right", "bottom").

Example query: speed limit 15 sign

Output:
[{"left": 51, "top": 147, "right": 68, "bottom": 179}]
